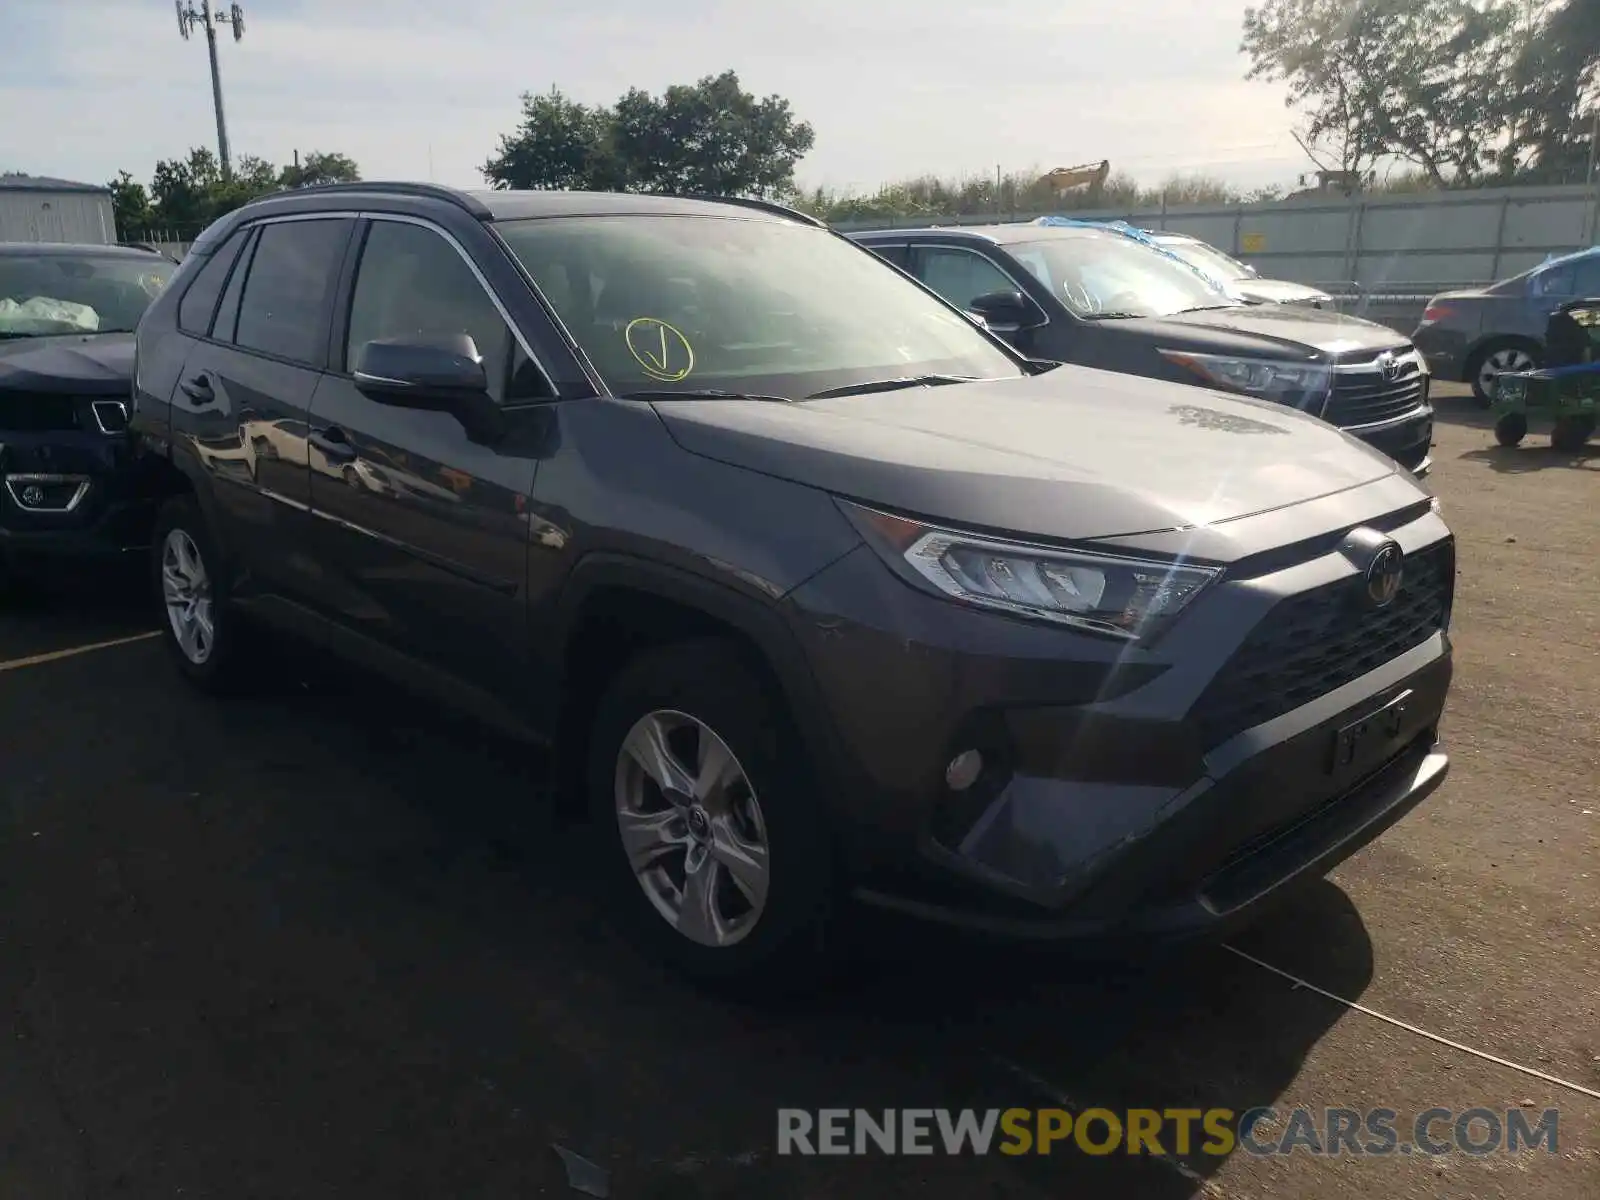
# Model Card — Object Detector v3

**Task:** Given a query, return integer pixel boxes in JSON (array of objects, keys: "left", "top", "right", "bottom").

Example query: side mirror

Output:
[
  {"left": 966, "top": 289, "right": 1044, "bottom": 334},
  {"left": 353, "top": 332, "right": 505, "bottom": 444}
]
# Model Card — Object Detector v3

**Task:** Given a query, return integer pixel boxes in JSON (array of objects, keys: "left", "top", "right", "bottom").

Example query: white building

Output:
[{"left": 0, "top": 174, "right": 117, "bottom": 245}]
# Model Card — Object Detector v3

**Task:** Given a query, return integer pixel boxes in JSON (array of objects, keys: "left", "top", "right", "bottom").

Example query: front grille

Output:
[
  {"left": 0, "top": 393, "right": 80, "bottom": 432},
  {"left": 1323, "top": 355, "right": 1428, "bottom": 427},
  {"left": 1191, "top": 539, "right": 1454, "bottom": 749}
]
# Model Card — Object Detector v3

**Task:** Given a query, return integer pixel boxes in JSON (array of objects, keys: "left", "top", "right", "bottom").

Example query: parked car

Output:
[
  {"left": 130, "top": 183, "right": 1454, "bottom": 986},
  {"left": 0, "top": 242, "right": 177, "bottom": 584},
  {"left": 1137, "top": 229, "right": 1333, "bottom": 308},
  {"left": 1412, "top": 245, "right": 1600, "bottom": 404},
  {"left": 854, "top": 223, "right": 1434, "bottom": 474}
]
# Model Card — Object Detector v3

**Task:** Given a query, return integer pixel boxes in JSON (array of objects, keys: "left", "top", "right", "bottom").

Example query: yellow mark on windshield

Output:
[{"left": 624, "top": 317, "right": 695, "bottom": 382}]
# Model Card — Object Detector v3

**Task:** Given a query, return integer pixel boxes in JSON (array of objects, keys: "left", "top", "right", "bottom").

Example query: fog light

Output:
[{"left": 945, "top": 749, "right": 984, "bottom": 791}]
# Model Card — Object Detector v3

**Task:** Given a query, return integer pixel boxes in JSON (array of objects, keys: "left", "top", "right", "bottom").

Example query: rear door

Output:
[
  {"left": 303, "top": 215, "right": 555, "bottom": 698},
  {"left": 170, "top": 214, "right": 355, "bottom": 595}
]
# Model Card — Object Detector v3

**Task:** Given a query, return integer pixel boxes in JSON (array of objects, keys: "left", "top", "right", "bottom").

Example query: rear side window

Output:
[
  {"left": 864, "top": 243, "right": 909, "bottom": 269},
  {"left": 177, "top": 229, "right": 247, "bottom": 334},
  {"left": 233, "top": 218, "right": 353, "bottom": 364},
  {"left": 211, "top": 228, "right": 258, "bottom": 344},
  {"left": 1572, "top": 256, "right": 1600, "bottom": 297}
]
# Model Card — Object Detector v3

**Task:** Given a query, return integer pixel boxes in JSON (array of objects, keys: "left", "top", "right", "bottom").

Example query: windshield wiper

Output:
[
  {"left": 1081, "top": 311, "right": 1146, "bottom": 321},
  {"left": 617, "top": 388, "right": 791, "bottom": 403},
  {"left": 1174, "top": 303, "right": 1243, "bottom": 314},
  {"left": 805, "top": 374, "right": 981, "bottom": 399}
]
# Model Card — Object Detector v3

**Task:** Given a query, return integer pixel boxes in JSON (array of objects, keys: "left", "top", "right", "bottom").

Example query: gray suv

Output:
[{"left": 130, "top": 183, "right": 1455, "bottom": 986}]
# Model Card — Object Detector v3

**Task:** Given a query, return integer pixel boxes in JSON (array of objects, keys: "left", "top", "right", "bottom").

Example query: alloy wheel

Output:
[
  {"left": 1478, "top": 347, "right": 1535, "bottom": 396},
  {"left": 613, "top": 708, "right": 770, "bottom": 948},
  {"left": 161, "top": 527, "right": 215, "bottom": 665}
]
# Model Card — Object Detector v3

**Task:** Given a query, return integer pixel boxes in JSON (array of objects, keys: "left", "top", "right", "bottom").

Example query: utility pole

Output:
[{"left": 176, "top": 2, "right": 246, "bottom": 180}]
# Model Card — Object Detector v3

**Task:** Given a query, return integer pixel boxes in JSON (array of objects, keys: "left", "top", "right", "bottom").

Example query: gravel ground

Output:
[{"left": 0, "top": 384, "right": 1595, "bottom": 1199}]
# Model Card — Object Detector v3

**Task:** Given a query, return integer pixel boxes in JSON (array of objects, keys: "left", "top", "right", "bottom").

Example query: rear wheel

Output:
[
  {"left": 1551, "top": 415, "right": 1596, "bottom": 453},
  {"left": 1470, "top": 342, "right": 1538, "bottom": 406},
  {"left": 586, "top": 639, "right": 834, "bottom": 990},
  {"left": 151, "top": 496, "right": 247, "bottom": 692}
]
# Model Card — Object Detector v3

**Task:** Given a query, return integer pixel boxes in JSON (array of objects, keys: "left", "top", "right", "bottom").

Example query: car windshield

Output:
[
  {"left": 493, "top": 215, "right": 1022, "bottom": 398},
  {"left": 1159, "top": 238, "right": 1251, "bottom": 283},
  {"left": 0, "top": 252, "right": 175, "bottom": 337},
  {"left": 1006, "top": 234, "right": 1239, "bottom": 319}
]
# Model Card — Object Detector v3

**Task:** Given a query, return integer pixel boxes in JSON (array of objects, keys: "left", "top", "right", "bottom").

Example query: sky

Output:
[{"left": 1, "top": 0, "right": 1309, "bottom": 197}]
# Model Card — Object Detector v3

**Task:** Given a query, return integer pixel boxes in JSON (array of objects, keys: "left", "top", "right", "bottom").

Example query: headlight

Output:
[
  {"left": 1159, "top": 349, "right": 1332, "bottom": 408},
  {"left": 838, "top": 501, "right": 1220, "bottom": 640}
]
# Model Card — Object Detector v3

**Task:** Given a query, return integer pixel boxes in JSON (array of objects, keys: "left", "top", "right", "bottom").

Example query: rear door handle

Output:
[
  {"left": 179, "top": 373, "right": 215, "bottom": 404},
  {"left": 309, "top": 426, "right": 358, "bottom": 464}
]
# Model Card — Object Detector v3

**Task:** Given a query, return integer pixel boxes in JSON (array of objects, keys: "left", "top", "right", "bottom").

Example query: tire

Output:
[
  {"left": 1551, "top": 415, "right": 1596, "bottom": 454},
  {"left": 150, "top": 494, "right": 247, "bottom": 692},
  {"left": 1469, "top": 341, "right": 1539, "bottom": 406},
  {"left": 1494, "top": 413, "right": 1528, "bottom": 447},
  {"left": 586, "top": 638, "right": 834, "bottom": 991}
]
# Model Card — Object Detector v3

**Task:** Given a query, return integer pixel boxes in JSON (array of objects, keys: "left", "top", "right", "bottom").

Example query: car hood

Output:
[
  {"left": 1233, "top": 278, "right": 1332, "bottom": 305},
  {"left": 1145, "top": 304, "right": 1410, "bottom": 359},
  {"left": 0, "top": 332, "right": 135, "bottom": 396},
  {"left": 651, "top": 367, "right": 1403, "bottom": 544}
]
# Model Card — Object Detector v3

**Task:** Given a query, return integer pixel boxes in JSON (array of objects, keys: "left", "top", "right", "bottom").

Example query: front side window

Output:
[
  {"left": 344, "top": 220, "right": 544, "bottom": 402},
  {"left": 494, "top": 215, "right": 1021, "bottom": 398},
  {"left": 0, "top": 251, "right": 175, "bottom": 337},
  {"left": 233, "top": 218, "right": 352, "bottom": 364},
  {"left": 911, "top": 247, "right": 1019, "bottom": 311},
  {"left": 1008, "top": 234, "right": 1237, "bottom": 319}
]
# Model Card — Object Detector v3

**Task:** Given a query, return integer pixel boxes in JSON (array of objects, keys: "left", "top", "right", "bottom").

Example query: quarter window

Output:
[
  {"left": 345, "top": 220, "right": 542, "bottom": 402},
  {"left": 177, "top": 229, "right": 248, "bottom": 335},
  {"left": 233, "top": 218, "right": 352, "bottom": 364}
]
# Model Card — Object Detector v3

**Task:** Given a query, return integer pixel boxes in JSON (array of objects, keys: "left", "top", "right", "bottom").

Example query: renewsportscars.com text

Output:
[{"left": 776, "top": 1107, "right": 1559, "bottom": 1158}]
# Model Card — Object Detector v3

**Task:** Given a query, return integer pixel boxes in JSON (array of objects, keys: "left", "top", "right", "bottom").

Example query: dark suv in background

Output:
[
  {"left": 854, "top": 224, "right": 1436, "bottom": 475},
  {"left": 130, "top": 183, "right": 1454, "bottom": 986}
]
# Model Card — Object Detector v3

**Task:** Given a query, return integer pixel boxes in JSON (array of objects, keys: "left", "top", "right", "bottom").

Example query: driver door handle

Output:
[
  {"left": 179, "top": 373, "right": 215, "bottom": 405},
  {"left": 309, "top": 426, "right": 358, "bottom": 464}
]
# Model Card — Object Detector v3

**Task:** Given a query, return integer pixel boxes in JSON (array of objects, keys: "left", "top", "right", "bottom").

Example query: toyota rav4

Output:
[{"left": 129, "top": 183, "right": 1454, "bottom": 985}]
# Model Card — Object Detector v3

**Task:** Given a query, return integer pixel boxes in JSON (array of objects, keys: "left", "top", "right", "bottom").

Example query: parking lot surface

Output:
[{"left": 2, "top": 387, "right": 1596, "bottom": 1199}]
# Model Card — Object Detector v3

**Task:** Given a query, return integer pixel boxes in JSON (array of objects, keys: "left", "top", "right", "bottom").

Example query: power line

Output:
[{"left": 175, "top": 2, "right": 246, "bottom": 180}]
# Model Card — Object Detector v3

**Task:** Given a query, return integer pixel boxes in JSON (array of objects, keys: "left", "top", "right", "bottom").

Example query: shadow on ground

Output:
[
  {"left": 1459, "top": 444, "right": 1600, "bottom": 473},
  {"left": 0, "top": 596, "right": 1378, "bottom": 1198}
]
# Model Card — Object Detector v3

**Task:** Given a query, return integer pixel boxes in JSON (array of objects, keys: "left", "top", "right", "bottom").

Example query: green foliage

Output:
[
  {"left": 106, "top": 170, "right": 153, "bottom": 238},
  {"left": 117, "top": 146, "right": 363, "bottom": 238},
  {"left": 1242, "top": 0, "right": 1597, "bottom": 187},
  {"left": 483, "top": 71, "right": 815, "bottom": 198}
]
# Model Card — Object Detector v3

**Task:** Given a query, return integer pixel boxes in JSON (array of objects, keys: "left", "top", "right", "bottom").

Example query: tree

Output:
[
  {"left": 107, "top": 170, "right": 153, "bottom": 238},
  {"left": 482, "top": 72, "right": 815, "bottom": 197},
  {"left": 1505, "top": 0, "right": 1600, "bottom": 180},
  {"left": 1241, "top": 0, "right": 1520, "bottom": 187},
  {"left": 148, "top": 147, "right": 224, "bottom": 229},
  {"left": 483, "top": 89, "right": 625, "bottom": 190},
  {"left": 279, "top": 150, "right": 362, "bottom": 189}
]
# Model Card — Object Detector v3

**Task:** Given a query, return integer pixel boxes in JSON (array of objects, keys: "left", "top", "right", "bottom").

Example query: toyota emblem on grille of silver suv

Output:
[
  {"left": 1365, "top": 541, "right": 1404, "bottom": 608},
  {"left": 1377, "top": 351, "right": 1402, "bottom": 382}
]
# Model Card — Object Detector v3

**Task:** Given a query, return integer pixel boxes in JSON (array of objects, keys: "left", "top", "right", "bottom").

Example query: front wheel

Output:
[
  {"left": 586, "top": 639, "right": 834, "bottom": 990},
  {"left": 1471, "top": 343, "right": 1539, "bottom": 406},
  {"left": 1494, "top": 413, "right": 1528, "bottom": 447},
  {"left": 151, "top": 495, "right": 247, "bottom": 692}
]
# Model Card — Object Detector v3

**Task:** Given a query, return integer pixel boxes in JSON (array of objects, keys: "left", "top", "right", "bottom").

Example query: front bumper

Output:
[
  {"left": 0, "top": 409, "right": 159, "bottom": 564},
  {"left": 1345, "top": 406, "right": 1433, "bottom": 476},
  {"left": 785, "top": 506, "right": 1454, "bottom": 943}
]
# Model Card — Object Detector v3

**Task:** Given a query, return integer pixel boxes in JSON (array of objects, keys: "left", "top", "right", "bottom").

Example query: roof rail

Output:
[
  {"left": 677, "top": 193, "right": 825, "bottom": 227},
  {"left": 250, "top": 181, "right": 494, "bottom": 220}
]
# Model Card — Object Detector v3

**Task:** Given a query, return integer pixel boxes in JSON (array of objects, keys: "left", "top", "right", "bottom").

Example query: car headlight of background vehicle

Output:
[
  {"left": 1159, "top": 349, "right": 1333, "bottom": 409},
  {"left": 838, "top": 501, "right": 1219, "bottom": 640}
]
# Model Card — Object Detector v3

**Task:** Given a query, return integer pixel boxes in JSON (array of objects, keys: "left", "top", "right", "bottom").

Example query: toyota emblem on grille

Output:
[
  {"left": 1365, "top": 541, "right": 1404, "bottom": 608},
  {"left": 1377, "top": 352, "right": 1402, "bottom": 382}
]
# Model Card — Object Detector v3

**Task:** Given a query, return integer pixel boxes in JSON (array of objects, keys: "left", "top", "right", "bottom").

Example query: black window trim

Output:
[
  {"left": 207, "top": 224, "right": 260, "bottom": 342},
  {"left": 187, "top": 211, "right": 359, "bottom": 372},
  {"left": 329, "top": 211, "right": 558, "bottom": 404}
]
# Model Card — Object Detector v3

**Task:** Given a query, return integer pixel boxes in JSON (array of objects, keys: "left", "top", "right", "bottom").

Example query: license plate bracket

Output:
[{"left": 1328, "top": 689, "right": 1413, "bottom": 778}]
